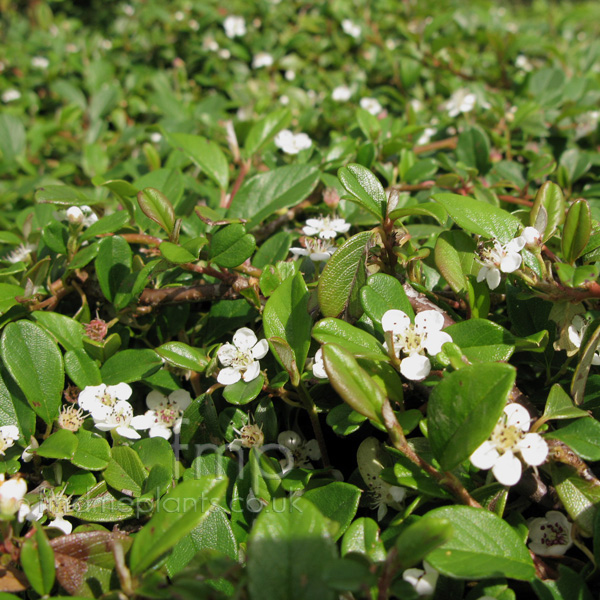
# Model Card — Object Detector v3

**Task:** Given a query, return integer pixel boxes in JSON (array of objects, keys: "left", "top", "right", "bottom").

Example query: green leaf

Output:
[
  {"left": 303, "top": 482, "right": 362, "bottom": 541},
  {"left": 20, "top": 527, "right": 55, "bottom": 596},
  {"left": 434, "top": 231, "right": 477, "bottom": 294},
  {"left": 159, "top": 241, "right": 197, "bottom": 264},
  {"left": 572, "top": 321, "right": 600, "bottom": 405},
  {"left": 312, "top": 318, "right": 388, "bottom": 361},
  {"left": 389, "top": 202, "right": 447, "bottom": 225},
  {"left": 267, "top": 337, "right": 300, "bottom": 386},
  {"left": 360, "top": 273, "right": 415, "bottom": 324},
  {"left": 72, "top": 481, "right": 135, "bottom": 522},
  {"left": 50, "top": 530, "right": 132, "bottom": 597},
  {"left": 547, "top": 418, "right": 600, "bottom": 461},
  {"left": 432, "top": 193, "right": 521, "bottom": 243},
  {"left": 456, "top": 126, "right": 491, "bottom": 174},
  {"left": 0, "top": 321, "right": 64, "bottom": 425},
  {"left": 209, "top": 223, "right": 256, "bottom": 268},
  {"left": 229, "top": 165, "right": 319, "bottom": 231},
  {"left": 0, "top": 366, "right": 35, "bottom": 440},
  {"left": 69, "top": 242, "right": 100, "bottom": 271},
  {"left": 530, "top": 181, "right": 565, "bottom": 242},
  {"left": 31, "top": 311, "right": 85, "bottom": 351},
  {"left": 64, "top": 348, "right": 102, "bottom": 389},
  {"left": 166, "top": 133, "right": 229, "bottom": 190},
  {"left": 103, "top": 446, "right": 148, "bottom": 497},
  {"left": 394, "top": 516, "right": 454, "bottom": 570},
  {"left": 37, "top": 429, "right": 78, "bottom": 460},
  {"left": 247, "top": 497, "right": 337, "bottom": 600},
  {"left": 562, "top": 199, "right": 591, "bottom": 264},
  {"left": 341, "top": 517, "right": 386, "bottom": 562},
  {"left": 444, "top": 319, "right": 515, "bottom": 363},
  {"left": 72, "top": 429, "right": 111, "bottom": 471},
  {"left": 35, "top": 184, "right": 95, "bottom": 207},
  {"left": 95, "top": 236, "right": 133, "bottom": 302},
  {"left": 0, "top": 114, "right": 26, "bottom": 163},
  {"left": 543, "top": 384, "right": 588, "bottom": 421},
  {"left": 531, "top": 565, "right": 593, "bottom": 600},
  {"left": 137, "top": 187, "right": 175, "bottom": 234},
  {"left": 80, "top": 211, "right": 130, "bottom": 242},
  {"left": 223, "top": 373, "right": 265, "bottom": 405},
  {"left": 338, "top": 163, "right": 387, "bottom": 221},
  {"left": 321, "top": 344, "right": 385, "bottom": 423},
  {"left": 318, "top": 231, "right": 373, "bottom": 318},
  {"left": 326, "top": 404, "right": 367, "bottom": 436},
  {"left": 428, "top": 363, "right": 516, "bottom": 471},
  {"left": 245, "top": 108, "right": 292, "bottom": 156},
  {"left": 156, "top": 342, "right": 208, "bottom": 372},
  {"left": 129, "top": 477, "right": 228, "bottom": 575},
  {"left": 426, "top": 506, "right": 535, "bottom": 580},
  {"left": 263, "top": 272, "right": 311, "bottom": 377},
  {"left": 100, "top": 349, "right": 162, "bottom": 384}
]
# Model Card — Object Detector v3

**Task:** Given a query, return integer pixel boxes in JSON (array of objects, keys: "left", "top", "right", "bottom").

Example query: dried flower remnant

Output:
[
  {"left": 85, "top": 318, "right": 109, "bottom": 342},
  {"left": 58, "top": 405, "right": 87, "bottom": 432},
  {"left": 229, "top": 423, "right": 265, "bottom": 451}
]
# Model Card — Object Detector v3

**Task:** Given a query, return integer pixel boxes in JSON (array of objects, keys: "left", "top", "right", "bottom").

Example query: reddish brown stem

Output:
[
  {"left": 224, "top": 159, "right": 251, "bottom": 209},
  {"left": 139, "top": 283, "right": 239, "bottom": 306},
  {"left": 414, "top": 136, "right": 457, "bottom": 155},
  {"left": 497, "top": 194, "right": 534, "bottom": 207}
]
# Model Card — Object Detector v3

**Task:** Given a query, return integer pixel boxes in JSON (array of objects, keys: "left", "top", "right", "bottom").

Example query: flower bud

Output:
[
  {"left": 0, "top": 476, "right": 27, "bottom": 517},
  {"left": 66, "top": 206, "right": 84, "bottom": 225}
]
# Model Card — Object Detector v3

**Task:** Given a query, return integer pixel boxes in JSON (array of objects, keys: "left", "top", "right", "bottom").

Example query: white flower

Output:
[
  {"left": 528, "top": 511, "right": 573, "bottom": 557},
  {"left": 78, "top": 382, "right": 133, "bottom": 414},
  {"left": 341, "top": 19, "right": 361, "bottom": 39},
  {"left": 290, "top": 237, "right": 337, "bottom": 262},
  {"left": 403, "top": 562, "right": 439, "bottom": 597},
  {"left": 252, "top": 52, "right": 273, "bottom": 69},
  {"left": 470, "top": 404, "right": 548, "bottom": 486},
  {"left": 446, "top": 89, "right": 477, "bottom": 117},
  {"left": 92, "top": 399, "right": 149, "bottom": 440},
  {"left": 280, "top": 95, "right": 290, "bottom": 106},
  {"left": 476, "top": 236, "right": 525, "bottom": 290},
  {"left": 417, "top": 127, "right": 436, "bottom": 145},
  {"left": 381, "top": 309, "right": 452, "bottom": 381},
  {"left": 568, "top": 315, "right": 600, "bottom": 365},
  {"left": 0, "top": 425, "right": 19, "bottom": 455},
  {"left": 174, "top": 10, "right": 185, "bottom": 21},
  {"left": 575, "top": 111, "right": 600, "bottom": 139},
  {"left": 56, "top": 205, "right": 98, "bottom": 228},
  {"left": 203, "top": 37, "right": 219, "bottom": 52},
  {"left": 274, "top": 129, "right": 312, "bottom": 155},
  {"left": 223, "top": 15, "right": 246, "bottom": 38},
  {"left": 21, "top": 436, "right": 39, "bottom": 463},
  {"left": 332, "top": 85, "right": 352, "bottom": 102},
  {"left": 22, "top": 488, "right": 73, "bottom": 534},
  {"left": 228, "top": 423, "right": 264, "bottom": 451},
  {"left": 302, "top": 216, "right": 350, "bottom": 239},
  {"left": 278, "top": 430, "right": 321, "bottom": 472},
  {"left": 409, "top": 99, "right": 423, "bottom": 112},
  {"left": 522, "top": 226, "right": 542, "bottom": 246},
  {"left": 285, "top": 69, "right": 296, "bottom": 81},
  {"left": 66, "top": 44, "right": 79, "bottom": 54},
  {"left": 100, "top": 39, "right": 113, "bottom": 50},
  {"left": 189, "top": 19, "right": 200, "bottom": 31},
  {"left": 0, "top": 475, "right": 27, "bottom": 516},
  {"left": 5, "top": 243, "right": 35, "bottom": 264},
  {"left": 2, "top": 89, "right": 21, "bottom": 103},
  {"left": 136, "top": 389, "right": 192, "bottom": 439},
  {"left": 217, "top": 328, "right": 269, "bottom": 385},
  {"left": 31, "top": 56, "right": 49, "bottom": 69},
  {"left": 312, "top": 348, "right": 328, "bottom": 379},
  {"left": 122, "top": 4, "right": 134, "bottom": 16},
  {"left": 150, "top": 132, "right": 162, "bottom": 143},
  {"left": 515, "top": 54, "right": 533, "bottom": 72},
  {"left": 218, "top": 48, "right": 231, "bottom": 60},
  {"left": 360, "top": 97, "right": 382, "bottom": 116}
]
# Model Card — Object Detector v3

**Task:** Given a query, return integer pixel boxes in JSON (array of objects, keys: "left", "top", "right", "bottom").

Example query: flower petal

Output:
[
  {"left": 517, "top": 433, "right": 548, "bottom": 466},
  {"left": 169, "top": 389, "right": 192, "bottom": 410},
  {"left": 131, "top": 414, "right": 154, "bottom": 430},
  {"left": 500, "top": 251, "right": 522, "bottom": 274},
  {"left": 290, "top": 247, "right": 309, "bottom": 256},
  {"left": 414, "top": 310, "right": 445, "bottom": 335},
  {"left": 49, "top": 517, "right": 73, "bottom": 535},
  {"left": 423, "top": 331, "right": 453, "bottom": 356},
  {"left": 107, "top": 382, "right": 133, "bottom": 401},
  {"left": 400, "top": 354, "right": 431, "bottom": 381},
  {"left": 470, "top": 440, "right": 500, "bottom": 470},
  {"left": 0, "top": 425, "right": 19, "bottom": 441},
  {"left": 217, "top": 367, "right": 241, "bottom": 385},
  {"left": 251, "top": 339, "right": 269, "bottom": 360},
  {"left": 242, "top": 360, "right": 261, "bottom": 382},
  {"left": 381, "top": 310, "right": 410, "bottom": 334},
  {"left": 146, "top": 390, "right": 167, "bottom": 410},
  {"left": 217, "top": 343, "right": 237, "bottom": 366},
  {"left": 486, "top": 267, "right": 502, "bottom": 290},
  {"left": 233, "top": 327, "right": 258, "bottom": 350},
  {"left": 78, "top": 384, "right": 105, "bottom": 410},
  {"left": 148, "top": 426, "right": 172, "bottom": 439},
  {"left": 477, "top": 266, "right": 488, "bottom": 283},
  {"left": 116, "top": 426, "right": 141, "bottom": 440},
  {"left": 492, "top": 450, "right": 522, "bottom": 486},
  {"left": 504, "top": 403, "right": 531, "bottom": 432},
  {"left": 304, "top": 439, "right": 321, "bottom": 460}
]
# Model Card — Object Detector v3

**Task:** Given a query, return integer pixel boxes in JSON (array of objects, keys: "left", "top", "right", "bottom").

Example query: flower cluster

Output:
[
  {"left": 446, "top": 88, "right": 477, "bottom": 117},
  {"left": 290, "top": 215, "right": 350, "bottom": 263},
  {"left": 381, "top": 309, "right": 452, "bottom": 380},
  {"left": 274, "top": 129, "right": 312, "bottom": 155},
  {"left": 470, "top": 404, "right": 548, "bottom": 486}
]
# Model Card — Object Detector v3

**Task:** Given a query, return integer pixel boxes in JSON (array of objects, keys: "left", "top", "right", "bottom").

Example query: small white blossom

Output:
[
  {"left": 476, "top": 236, "right": 525, "bottom": 290},
  {"left": 92, "top": 400, "right": 150, "bottom": 440},
  {"left": 55, "top": 205, "right": 98, "bottom": 228},
  {"left": 136, "top": 389, "right": 192, "bottom": 439},
  {"left": 409, "top": 99, "right": 423, "bottom": 112},
  {"left": 100, "top": 39, "right": 113, "bottom": 50},
  {"left": 122, "top": 4, "right": 134, "bottom": 16},
  {"left": 360, "top": 97, "right": 383, "bottom": 116},
  {"left": 252, "top": 52, "right": 274, "bottom": 69},
  {"left": 21, "top": 488, "right": 73, "bottom": 534},
  {"left": 217, "top": 328, "right": 269, "bottom": 385},
  {"left": 290, "top": 237, "right": 337, "bottom": 262},
  {"left": 341, "top": 19, "right": 361, "bottom": 39},
  {"left": 150, "top": 132, "right": 162, "bottom": 143},
  {"left": 386, "top": 39, "right": 397, "bottom": 50},
  {"left": 228, "top": 423, "right": 264, "bottom": 451},
  {"left": 522, "top": 226, "right": 543, "bottom": 246},
  {"left": 174, "top": 10, "right": 185, "bottom": 21},
  {"left": 78, "top": 382, "right": 133, "bottom": 414},
  {"left": 0, "top": 474, "right": 27, "bottom": 516},
  {"left": 575, "top": 111, "right": 599, "bottom": 139},
  {"left": 223, "top": 15, "right": 246, "bottom": 38},
  {"left": 515, "top": 54, "right": 533, "bottom": 72},
  {"left": 203, "top": 37, "right": 219, "bottom": 52},
  {"left": 417, "top": 127, "right": 436, "bottom": 145},
  {"left": 2, "top": 89, "right": 20, "bottom": 103},
  {"left": 278, "top": 430, "right": 321, "bottom": 472},
  {"left": 403, "top": 562, "right": 439, "bottom": 597},
  {"left": 470, "top": 404, "right": 548, "bottom": 486},
  {"left": 568, "top": 315, "right": 600, "bottom": 365},
  {"left": 274, "top": 129, "right": 312, "bottom": 155},
  {"left": 21, "top": 436, "right": 39, "bottom": 463},
  {"left": 189, "top": 19, "right": 199, "bottom": 31},
  {"left": 4, "top": 243, "right": 35, "bottom": 264},
  {"left": 218, "top": 48, "right": 231, "bottom": 60},
  {"left": 302, "top": 216, "right": 350, "bottom": 239},
  {"left": 31, "top": 56, "right": 49, "bottom": 69},
  {"left": 382, "top": 309, "right": 452, "bottom": 381},
  {"left": 280, "top": 95, "right": 290, "bottom": 106},
  {"left": 528, "top": 511, "right": 573, "bottom": 557},
  {"left": 332, "top": 85, "right": 352, "bottom": 102},
  {"left": 312, "top": 348, "right": 328, "bottom": 379},
  {"left": 0, "top": 425, "right": 19, "bottom": 455},
  {"left": 446, "top": 89, "right": 477, "bottom": 117},
  {"left": 285, "top": 69, "right": 296, "bottom": 81}
]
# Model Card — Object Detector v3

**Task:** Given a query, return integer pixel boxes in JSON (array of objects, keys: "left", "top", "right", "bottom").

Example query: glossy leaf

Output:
[
  {"left": 209, "top": 223, "right": 256, "bottom": 268},
  {"left": 562, "top": 199, "right": 591, "bottom": 264},
  {"left": 444, "top": 318, "right": 515, "bottom": 363},
  {"left": 100, "top": 349, "right": 162, "bottom": 384},
  {"left": 338, "top": 163, "right": 387, "bottom": 220},
  {"left": 245, "top": 108, "right": 292, "bottom": 156},
  {"left": 530, "top": 181, "right": 565, "bottom": 242},
  {"left": 312, "top": 317, "right": 388, "bottom": 360},
  {"left": 20, "top": 527, "right": 55, "bottom": 596},
  {"left": 95, "top": 235, "right": 133, "bottom": 302},
  {"left": 137, "top": 187, "right": 175, "bottom": 234}
]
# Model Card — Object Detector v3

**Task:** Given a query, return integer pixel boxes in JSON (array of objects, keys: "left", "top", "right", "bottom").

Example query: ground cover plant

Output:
[{"left": 2, "top": 0, "right": 600, "bottom": 598}]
